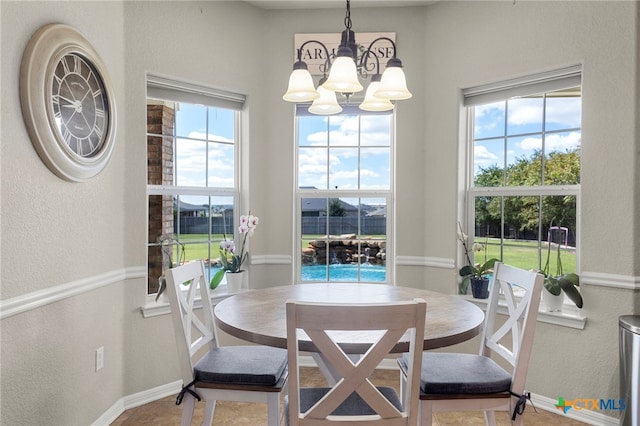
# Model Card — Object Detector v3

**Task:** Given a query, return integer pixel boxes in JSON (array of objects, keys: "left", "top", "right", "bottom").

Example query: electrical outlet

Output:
[{"left": 96, "top": 347, "right": 104, "bottom": 371}]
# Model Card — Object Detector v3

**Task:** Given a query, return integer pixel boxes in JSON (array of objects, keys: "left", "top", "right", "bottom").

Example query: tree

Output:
[
  {"left": 329, "top": 198, "right": 346, "bottom": 217},
  {"left": 473, "top": 148, "right": 580, "bottom": 239}
]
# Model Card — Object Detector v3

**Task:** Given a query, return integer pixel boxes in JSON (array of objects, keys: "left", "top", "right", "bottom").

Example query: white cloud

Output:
[
  {"left": 519, "top": 131, "right": 581, "bottom": 152},
  {"left": 188, "top": 131, "right": 233, "bottom": 143},
  {"left": 474, "top": 103, "right": 504, "bottom": 135},
  {"left": 546, "top": 98, "right": 582, "bottom": 127},
  {"left": 509, "top": 105, "right": 542, "bottom": 125},
  {"left": 474, "top": 145, "right": 499, "bottom": 167},
  {"left": 175, "top": 134, "right": 234, "bottom": 187},
  {"left": 299, "top": 114, "right": 391, "bottom": 188}
]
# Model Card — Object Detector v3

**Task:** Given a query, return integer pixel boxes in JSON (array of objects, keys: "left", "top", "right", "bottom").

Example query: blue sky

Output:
[
  {"left": 297, "top": 113, "right": 391, "bottom": 191},
  {"left": 170, "top": 94, "right": 580, "bottom": 204},
  {"left": 174, "top": 104, "right": 235, "bottom": 190},
  {"left": 473, "top": 96, "right": 581, "bottom": 176}
]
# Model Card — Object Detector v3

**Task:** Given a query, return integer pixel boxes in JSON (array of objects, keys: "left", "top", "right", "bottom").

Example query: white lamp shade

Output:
[
  {"left": 308, "top": 86, "right": 343, "bottom": 115},
  {"left": 322, "top": 56, "right": 363, "bottom": 94},
  {"left": 375, "top": 66, "right": 412, "bottom": 100},
  {"left": 359, "top": 81, "right": 394, "bottom": 112},
  {"left": 283, "top": 68, "right": 319, "bottom": 102}
]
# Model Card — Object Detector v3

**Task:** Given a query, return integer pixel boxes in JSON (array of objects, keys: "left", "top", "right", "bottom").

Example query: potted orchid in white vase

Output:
[{"left": 210, "top": 213, "right": 259, "bottom": 293}]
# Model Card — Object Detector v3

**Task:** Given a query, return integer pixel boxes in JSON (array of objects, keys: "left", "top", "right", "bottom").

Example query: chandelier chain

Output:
[{"left": 344, "top": 0, "right": 352, "bottom": 31}]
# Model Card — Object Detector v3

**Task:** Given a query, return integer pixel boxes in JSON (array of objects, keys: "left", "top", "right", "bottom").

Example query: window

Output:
[
  {"left": 146, "top": 75, "right": 244, "bottom": 295},
  {"left": 463, "top": 66, "right": 581, "bottom": 276},
  {"left": 296, "top": 106, "right": 393, "bottom": 283}
]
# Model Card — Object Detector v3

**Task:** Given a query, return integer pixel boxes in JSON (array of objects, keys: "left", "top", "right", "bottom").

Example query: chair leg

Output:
[
  {"left": 483, "top": 410, "right": 497, "bottom": 426},
  {"left": 202, "top": 400, "right": 216, "bottom": 426},
  {"left": 267, "top": 392, "right": 281, "bottom": 426},
  {"left": 180, "top": 393, "right": 197, "bottom": 426},
  {"left": 399, "top": 370, "right": 407, "bottom": 406},
  {"left": 420, "top": 400, "right": 433, "bottom": 426}
]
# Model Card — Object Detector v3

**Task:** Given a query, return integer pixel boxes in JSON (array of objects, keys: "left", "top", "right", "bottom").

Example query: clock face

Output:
[{"left": 51, "top": 53, "right": 109, "bottom": 158}]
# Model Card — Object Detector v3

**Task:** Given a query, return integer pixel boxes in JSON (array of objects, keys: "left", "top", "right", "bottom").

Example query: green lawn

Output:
[
  {"left": 165, "top": 234, "right": 225, "bottom": 262},
  {"left": 166, "top": 234, "right": 576, "bottom": 274},
  {"left": 481, "top": 238, "right": 576, "bottom": 274}
]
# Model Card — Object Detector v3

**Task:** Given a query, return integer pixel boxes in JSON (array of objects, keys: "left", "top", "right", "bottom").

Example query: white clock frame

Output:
[{"left": 20, "top": 23, "right": 117, "bottom": 182}]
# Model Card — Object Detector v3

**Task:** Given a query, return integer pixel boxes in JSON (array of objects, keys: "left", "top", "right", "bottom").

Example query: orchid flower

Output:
[{"left": 214, "top": 212, "right": 259, "bottom": 283}]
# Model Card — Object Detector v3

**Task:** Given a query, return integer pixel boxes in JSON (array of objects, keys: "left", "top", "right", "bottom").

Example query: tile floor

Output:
[{"left": 112, "top": 367, "right": 587, "bottom": 425}]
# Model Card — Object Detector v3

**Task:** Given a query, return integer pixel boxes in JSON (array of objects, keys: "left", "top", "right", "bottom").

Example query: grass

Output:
[
  {"left": 164, "top": 234, "right": 225, "bottom": 263},
  {"left": 480, "top": 237, "right": 577, "bottom": 274},
  {"left": 164, "top": 234, "right": 577, "bottom": 275}
]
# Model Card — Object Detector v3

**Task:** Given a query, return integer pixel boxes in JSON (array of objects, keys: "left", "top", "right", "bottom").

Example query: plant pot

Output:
[
  {"left": 543, "top": 290, "right": 565, "bottom": 312},
  {"left": 470, "top": 277, "right": 490, "bottom": 299},
  {"left": 226, "top": 271, "right": 245, "bottom": 294},
  {"left": 459, "top": 279, "right": 469, "bottom": 295}
]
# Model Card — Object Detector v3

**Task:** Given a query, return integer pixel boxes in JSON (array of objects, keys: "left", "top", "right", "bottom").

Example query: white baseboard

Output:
[
  {"left": 92, "top": 367, "right": 618, "bottom": 426},
  {"left": 91, "top": 380, "right": 182, "bottom": 426},
  {"left": 530, "top": 393, "right": 619, "bottom": 426}
]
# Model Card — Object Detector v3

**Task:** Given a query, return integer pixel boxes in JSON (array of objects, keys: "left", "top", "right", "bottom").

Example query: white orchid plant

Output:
[
  {"left": 210, "top": 213, "right": 259, "bottom": 289},
  {"left": 457, "top": 222, "right": 498, "bottom": 295}
]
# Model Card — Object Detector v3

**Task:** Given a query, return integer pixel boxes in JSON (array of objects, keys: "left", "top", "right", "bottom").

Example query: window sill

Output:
[
  {"left": 458, "top": 294, "right": 587, "bottom": 330},
  {"left": 140, "top": 285, "right": 247, "bottom": 318}
]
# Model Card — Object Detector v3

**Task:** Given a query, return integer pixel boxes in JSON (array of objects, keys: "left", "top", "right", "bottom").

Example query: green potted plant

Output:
[
  {"left": 540, "top": 223, "right": 583, "bottom": 310},
  {"left": 458, "top": 223, "right": 499, "bottom": 299}
]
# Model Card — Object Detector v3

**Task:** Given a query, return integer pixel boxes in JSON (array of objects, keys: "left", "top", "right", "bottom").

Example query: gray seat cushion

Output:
[
  {"left": 400, "top": 352, "right": 512, "bottom": 394},
  {"left": 286, "top": 386, "right": 402, "bottom": 423},
  {"left": 194, "top": 346, "right": 287, "bottom": 386}
]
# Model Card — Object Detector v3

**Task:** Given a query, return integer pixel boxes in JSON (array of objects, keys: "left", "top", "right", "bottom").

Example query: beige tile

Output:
[{"left": 112, "top": 368, "right": 586, "bottom": 425}]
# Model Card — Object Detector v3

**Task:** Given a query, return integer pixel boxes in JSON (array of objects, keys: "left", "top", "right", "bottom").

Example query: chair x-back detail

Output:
[
  {"left": 398, "top": 262, "right": 543, "bottom": 426},
  {"left": 165, "top": 260, "right": 288, "bottom": 426},
  {"left": 286, "top": 298, "right": 426, "bottom": 426}
]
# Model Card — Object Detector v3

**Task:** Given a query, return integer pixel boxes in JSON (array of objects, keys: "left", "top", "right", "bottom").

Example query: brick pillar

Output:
[{"left": 147, "top": 103, "right": 175, "bottom": 293}]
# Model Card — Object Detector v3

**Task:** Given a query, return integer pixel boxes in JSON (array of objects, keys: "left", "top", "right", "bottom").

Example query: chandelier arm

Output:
[
  {"left": 358, "top": 49, "right": 380, "bottom": 79},
  {"left": 358, "top": 37, "right": 398, "bottom": 64},
  {"left": 357, "top": 37, "right": 399, "bottom": 78}
]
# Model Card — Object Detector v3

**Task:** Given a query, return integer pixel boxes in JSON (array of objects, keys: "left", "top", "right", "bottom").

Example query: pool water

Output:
[{"left": 301, "top": 264, "right": 386, "bottom": 282}]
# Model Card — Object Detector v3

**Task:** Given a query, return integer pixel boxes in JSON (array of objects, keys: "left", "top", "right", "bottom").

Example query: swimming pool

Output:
[
  {"left": 205, "top": 263, "right": 387, "bottom": 285},
  {"left": 301, "top": 264, "right": 386, "bottom": 282}
]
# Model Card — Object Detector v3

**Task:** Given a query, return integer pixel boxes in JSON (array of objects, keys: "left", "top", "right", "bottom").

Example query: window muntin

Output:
[
  {"left": 467, "top": 85, "right": 581, "bottom": 275},
  {"left": 296, "top": 107, "right": 392, "bottom": 283},
  {"left": 297, "top": 113, "right": 391, "bottom": 190},
  {"left": 146, "top": 96, "right": 240, "bottom": 295}
]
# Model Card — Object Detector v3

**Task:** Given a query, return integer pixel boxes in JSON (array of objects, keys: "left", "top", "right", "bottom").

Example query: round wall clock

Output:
[{"left": 20, "top": 23, "right": 117, "bottom": 182}]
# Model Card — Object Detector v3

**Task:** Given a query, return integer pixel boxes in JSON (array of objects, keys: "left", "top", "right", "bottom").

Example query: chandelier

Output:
[{"left": 282, "top": 0, "right": 412, "bottom": 115}]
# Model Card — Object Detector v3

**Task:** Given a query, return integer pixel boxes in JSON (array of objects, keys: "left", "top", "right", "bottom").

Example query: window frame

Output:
[
  {"left": 145, "top": 75, "right": 245, "bottom": 298},
  {"left": 460, "top": 67, "right": 582, "bottom": 277},
  {"left": 294, "top": 106, "right": 395, "bottom": 285}
]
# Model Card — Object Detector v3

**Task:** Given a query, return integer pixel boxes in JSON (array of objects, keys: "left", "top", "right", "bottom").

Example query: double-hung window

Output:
[
  {"left": 462, "top": 66, "right": 582, "bottom": 276},
  {"left": 295, "top": 105, "right": 393, "bottom": 283},
  {"left": 146, "top": 75, "right": 244, "bottom": 295}
]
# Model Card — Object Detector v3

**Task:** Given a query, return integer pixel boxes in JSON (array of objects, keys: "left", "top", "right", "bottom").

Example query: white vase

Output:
[
  {"left": 543, "top": 290, "right": 565, "bottom": 312},
  {"left": 226, "top": 271, "right": 245, "bottom": 294}
]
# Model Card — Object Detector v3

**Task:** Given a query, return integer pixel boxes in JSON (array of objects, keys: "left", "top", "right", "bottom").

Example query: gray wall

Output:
[{"left": 1, "top": 1, "right": 638, "bottom": 424}]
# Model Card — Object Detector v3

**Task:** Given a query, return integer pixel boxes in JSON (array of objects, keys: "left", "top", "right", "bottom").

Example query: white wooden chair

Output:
[
  {"left": 165, "top": 260, "right": 287, "bottom": 426},
  {"left": 398, "top": 262, "right": 543, "bottom": 426},
  {"left": 285, "top": 298, "right": 426, "bottom": 425}
]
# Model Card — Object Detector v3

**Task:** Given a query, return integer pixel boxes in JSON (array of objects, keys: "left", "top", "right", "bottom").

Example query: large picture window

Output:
[
  {"left": 463, "top": 67, "right": 581, "bottom": 276},
  {"left": 296, "top": 106, "right": 393, "bottom": 283},
  {"left": 146, "top": 76, "right": 244, "bottom": 295}
]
